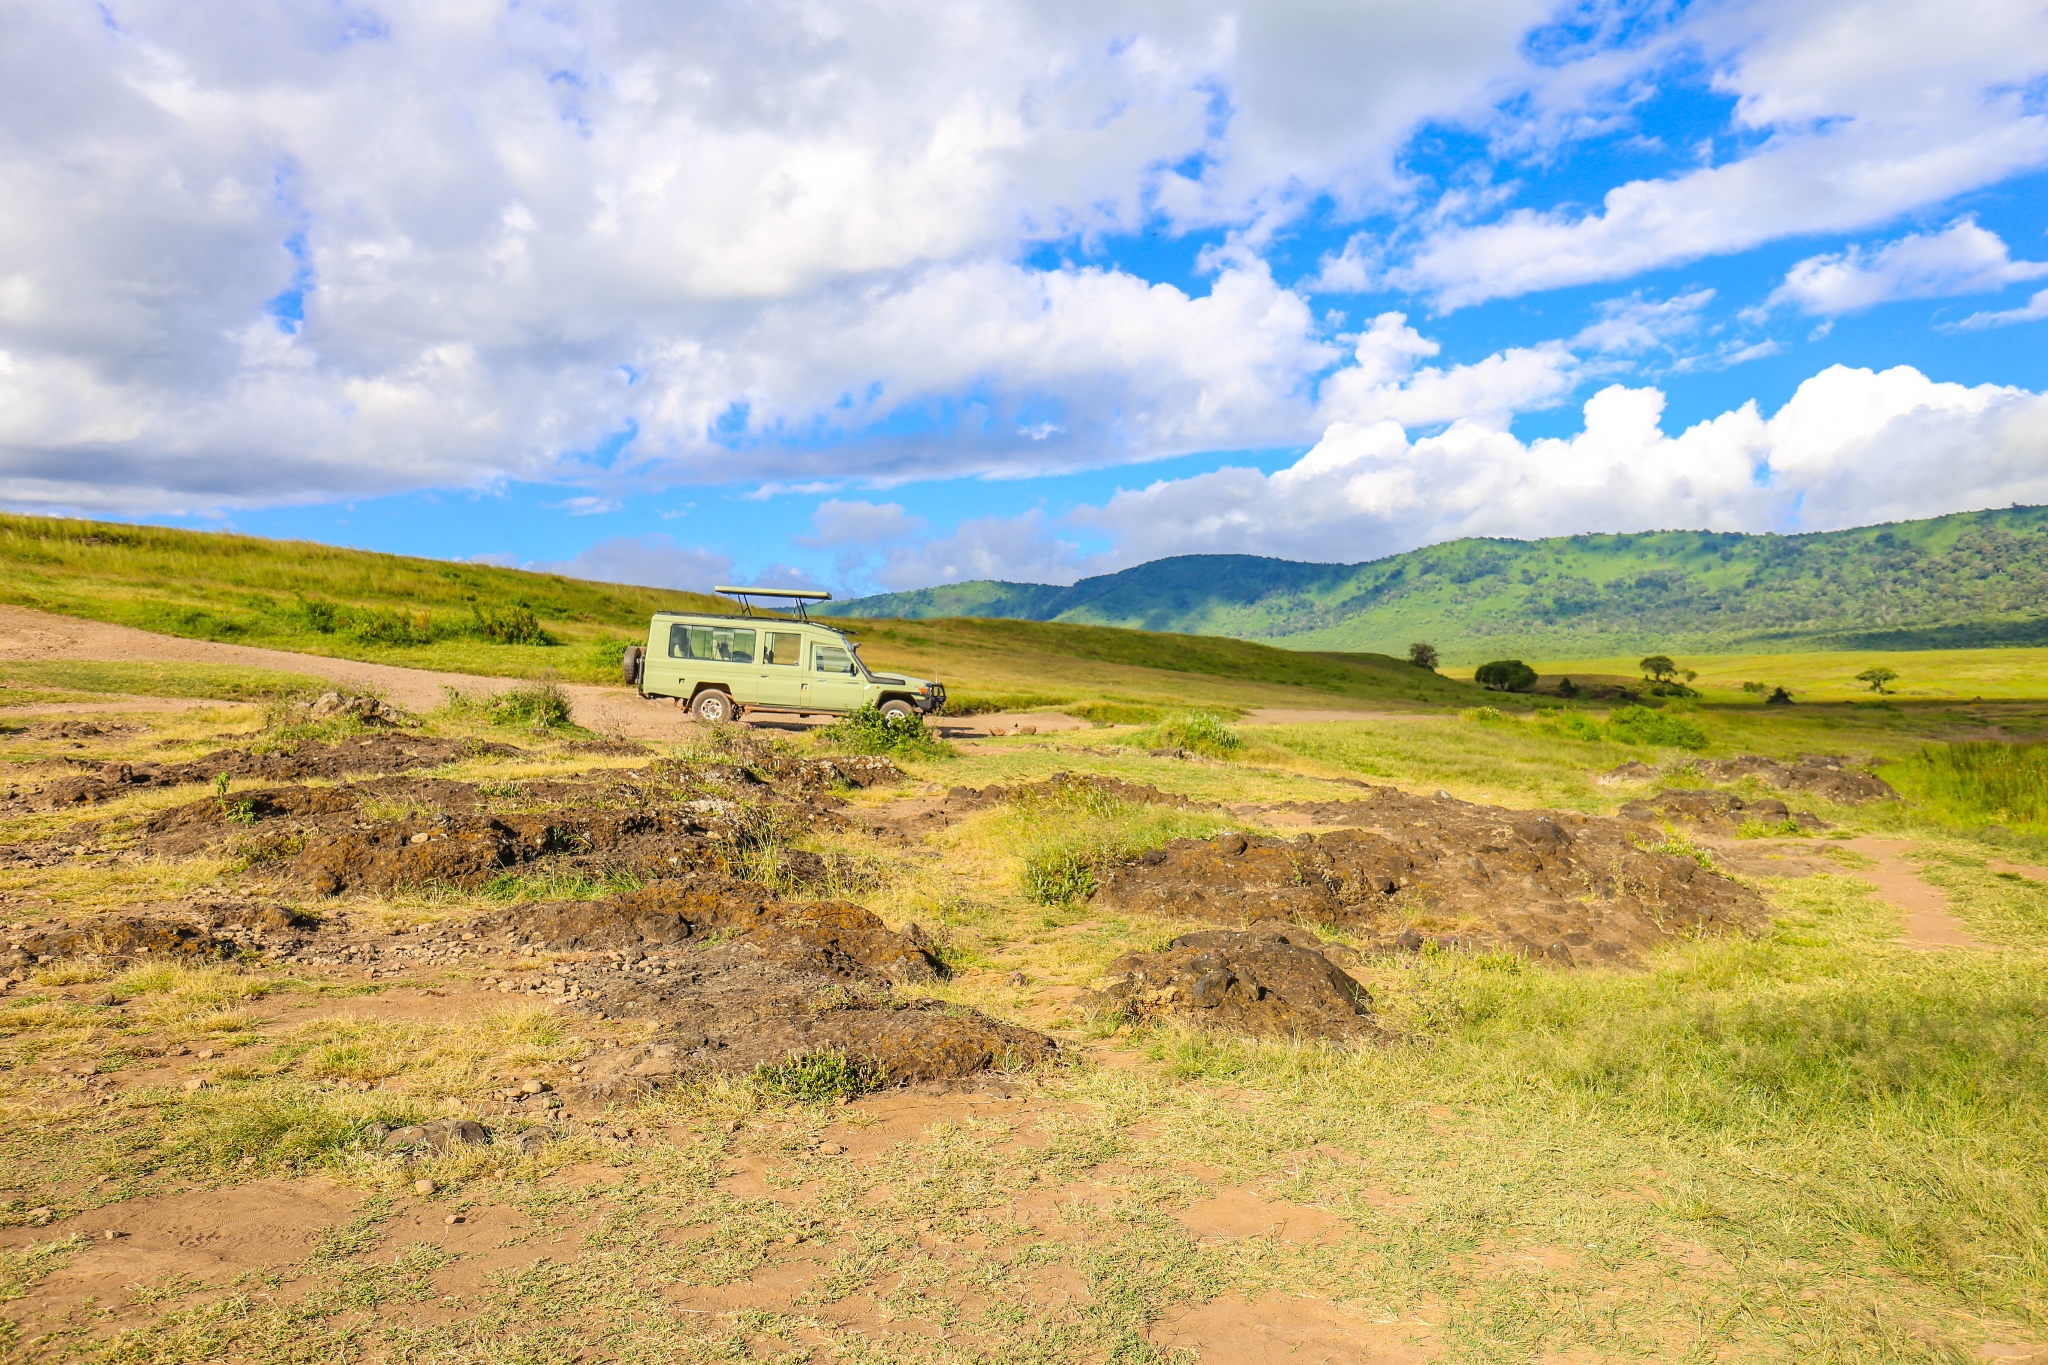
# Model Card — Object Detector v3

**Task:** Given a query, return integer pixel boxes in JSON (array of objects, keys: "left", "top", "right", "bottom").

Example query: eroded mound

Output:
[
  {"left": 7, "top": 916, "right": 231, "bottom": 964},
  {"left": 3, "top": 902, "right": 318, "bottom": 967},
  {"left": 1100, "top": 787, "right": 1766, "bottom": 965},
  {"left": 1621, "top": 789, "right": 1828, "bottom": 831},
  {"left": 484, "top": 882, "right": 939, "bottom": 984},
  {"left": 1686, "top": 755, "right": 1897, "bottom": 804},
  {"left": 1603, "top": 754, "right": 1896, "bottom": 805},
  {"left": 468, "top": 885, "right": 1050, "bottom": 1092},
  {"left": 38, "top": 734, "right": 523, "bottom": 806},
  {"left": 1088, "top": 925, "right": 1379, "bottom": 1040}
]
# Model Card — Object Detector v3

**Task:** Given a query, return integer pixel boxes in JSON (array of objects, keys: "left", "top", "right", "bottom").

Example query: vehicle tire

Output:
[
  {"left": 622, "top": 645, "right": 644, "bottom": 687},
  {"left": 692, "top": 689, "right": 739, "bottom": 723},
  {"left": 880, "top": 698, "right": 916, "bottom": 723}
]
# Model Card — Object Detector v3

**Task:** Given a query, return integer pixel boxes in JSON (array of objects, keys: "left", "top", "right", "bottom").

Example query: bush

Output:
[
  {"left": 1605, "top": 704, "right": 1709, "bottom": 750},
  {"left": 1020, "top": 845, "right": 1099, "bottom": 905},
  {"left": 1474, "top": 659, "right": 1538, "bottom": 692},
  {"left": 450, "top": 679, "right": 575, "bottom": 731},
  {"left": 752, "top": 1050, "right": 884, "bottom": 1102},
  {"left": 468, "top": 603, "right": 557, "bottom": 646},
  {"left": 816, "top": 703, "right": 951, "bottom": 759},
  {"left": 1146, "top": 710, "right": 1244, "bottom": 758}
]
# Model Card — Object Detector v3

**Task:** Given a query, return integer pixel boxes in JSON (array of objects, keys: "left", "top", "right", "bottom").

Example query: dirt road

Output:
[{"left": 0, "top": 604, "right": 698, "bottom": 740}]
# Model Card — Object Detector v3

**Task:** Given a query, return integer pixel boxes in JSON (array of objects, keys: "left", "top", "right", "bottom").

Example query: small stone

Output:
[
  {"left": 444, "top": 1214, "right": 463, "bottom": 1225},
  {"left": 781, "top": 1232, "right": 802, "bottom": 1246},
  {"left": 816, "top": 1142, "right": 845, "bottom": 1156},
  {"left": 410, "top": 832, "right": 431, "bottom": 844},
  {"left": 414, "top": 1179, "right": 437, "bottom": 1196},
  {"left": 722, "top": 1119, "right": 742, "bottom": 1134},
  {"left": 519, "top": 1078, "right": 548, "bottom": 1095},
  {"left": 195, "top": 1048, "right": 217, "bottom": 1061},
  {"left": 27, "top": 1207, "right": 53, "bottom": 1227},
  {"left": 101, "top": 1229, "right": 120, "bottom": 1241},
  {"left": 182, "top": 1077, "right": 206, "bottom": 1092}
]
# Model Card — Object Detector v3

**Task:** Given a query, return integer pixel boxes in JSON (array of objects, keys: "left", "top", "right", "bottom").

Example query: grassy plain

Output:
[
  {"left": 0, "top": 644, "right": 2046, "bottom": 1358},
  {"left": 1503, "top": 647, "right": 2048, "bottom": 703}
]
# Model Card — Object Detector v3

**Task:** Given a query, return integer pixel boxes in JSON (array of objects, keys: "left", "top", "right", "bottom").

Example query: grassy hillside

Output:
[
  {"left": 0, "top": 512, "right": 730, "bottom": 683},
  {"left": 825, "top": 505, "right": 2048, "bottom": 664},
  {"left": 0, "top": 512, "right": 1481, "bottom": 712}
]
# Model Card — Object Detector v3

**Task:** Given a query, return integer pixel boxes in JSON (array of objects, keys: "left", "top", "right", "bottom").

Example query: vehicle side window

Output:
[
  {"left": 763, "top": 631, "right": 802, "bottom": 666},
  {"left": 667, "top": 623, "right": 755, "bottom": 663},
  {"left": 814, "top": 645, "right": 856, "bottom": 675}
]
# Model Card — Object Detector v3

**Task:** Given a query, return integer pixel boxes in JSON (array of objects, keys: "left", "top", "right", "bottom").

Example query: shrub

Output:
[
  {"left": 816, "top": 703, "right": 951, "bottom": 759},
  {"left": 1474, "top": 659, "right": 1538, "bottom": 692},
  {"left": 472, "top": 679, "right": 575, "bottom": 731},
  {"left": 1605, "top": 704, "right": 1709, "bottom": 750},
  {"left": 468, "top": 603, "right": 557, "bottom": 646},
  {"left": 1020, "top": 845, "right": 1099, "bottom": 905},
  {"left": 1149, "top": 710, "right": 1243, "bottom": 758},
  {"left": 752, "top": 1050, "right": 884, "bottom": 1102}
]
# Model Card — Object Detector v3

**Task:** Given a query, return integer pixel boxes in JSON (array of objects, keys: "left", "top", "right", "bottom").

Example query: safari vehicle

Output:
[{"left": 621, "top": 586, "right": 946, "bottom": 724}]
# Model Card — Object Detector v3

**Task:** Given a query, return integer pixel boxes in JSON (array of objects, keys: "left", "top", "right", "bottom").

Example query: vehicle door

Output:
[
  {"left": 665, "top": 621, "right": 757, "bottom": 701},
  {"left": 753, "top": 629, "right": 807, "bottom": 708},
  {"left": 808, "top": 640, "right": 870, "bottom": 712}
]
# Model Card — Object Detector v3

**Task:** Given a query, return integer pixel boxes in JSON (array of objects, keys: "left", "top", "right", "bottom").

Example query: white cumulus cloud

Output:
[
  {"left": 1771, "top": 219, "right": 2048, "bottom": 315},
  {"left": 1071, "top": 363, "right": 2048, "bottom": 567}
]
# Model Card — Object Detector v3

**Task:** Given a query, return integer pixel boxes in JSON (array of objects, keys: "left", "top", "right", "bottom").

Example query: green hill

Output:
[
  {"left": 0, "top": 512, "right": 1482, "bottom": 711},
  {"left": 823, "top": 506, "right": 2048, "bottom": 664},
  {"left": 0, "top": 512, "right": 731, "bottom": 683}
]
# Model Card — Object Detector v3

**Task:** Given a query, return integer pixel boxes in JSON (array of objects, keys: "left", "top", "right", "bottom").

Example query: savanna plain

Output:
[{"left": 2, "top": 554, "right": 2047, "bottom": 1362}]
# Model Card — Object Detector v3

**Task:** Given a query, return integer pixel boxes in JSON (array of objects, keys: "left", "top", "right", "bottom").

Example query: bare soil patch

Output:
[
  {"left": 1605, "top": 753, "right": 1898, "bottom": 804},
  {"left": 1149, "top": 1294, "right": 1437, "bottom": 1363},
  {"left": 1838, "top": 838, "right": 1996, "bottom": 950}
]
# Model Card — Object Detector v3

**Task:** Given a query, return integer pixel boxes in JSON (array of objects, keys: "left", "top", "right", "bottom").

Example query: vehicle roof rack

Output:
[{"left": 714, "top": 584, "right": 833, "bottom": 622}]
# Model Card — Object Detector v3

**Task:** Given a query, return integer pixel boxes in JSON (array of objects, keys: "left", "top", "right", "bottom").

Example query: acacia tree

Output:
[
  {"left": 1856, "top": 665, "right": 1899, "bottom": 693},
  {"left": 1475, "top": 659, "right": 1538, "bottom": 692},
  {"left": 1639, "top": 654, "right": 1678, "bottom": 681},
  {"left": 1407, "top": 642, "right": 1439, "bottom": 671}
]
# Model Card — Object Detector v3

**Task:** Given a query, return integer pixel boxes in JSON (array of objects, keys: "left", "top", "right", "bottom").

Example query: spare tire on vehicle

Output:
[{"left": 622, "top": 645, "right": 645, "bottom": 686}]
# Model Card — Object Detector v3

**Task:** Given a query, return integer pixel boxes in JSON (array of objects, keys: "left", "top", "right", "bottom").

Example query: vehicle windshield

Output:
[{"left": 846, "top": 644, "right": 874, "bottom": 680}]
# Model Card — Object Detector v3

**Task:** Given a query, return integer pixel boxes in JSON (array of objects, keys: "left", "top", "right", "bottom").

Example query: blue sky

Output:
[{"left": 3, "top": 0, "right": 2046, "bottom": 597}]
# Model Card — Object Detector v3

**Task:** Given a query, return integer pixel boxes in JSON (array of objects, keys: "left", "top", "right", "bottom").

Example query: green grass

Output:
[
  {"left": 0, "top": 659, "right": 325, "bottom": 701},
  {"left": 1885, "top": 741, "right": 2048, "bottom": 829}
]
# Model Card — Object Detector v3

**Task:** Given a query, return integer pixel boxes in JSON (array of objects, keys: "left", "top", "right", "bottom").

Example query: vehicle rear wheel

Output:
[
  {"left": 880, "top": 698, "right": 916, "bottom": 722},
  {"left": 692, "top": 690, "right": 739, "bottom": 723}
]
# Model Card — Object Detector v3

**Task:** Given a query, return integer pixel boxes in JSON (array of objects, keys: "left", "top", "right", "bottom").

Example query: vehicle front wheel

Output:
[
  {"left": 692, "top": 690, "right": 739, "bottom": 723},
  {"left": 879, "top": 699, "right": 916, "bottom": 722}
]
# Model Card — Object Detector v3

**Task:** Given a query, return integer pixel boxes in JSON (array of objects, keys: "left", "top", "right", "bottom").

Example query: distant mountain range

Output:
[{"left": 821, "top": 506, "right": 2048, "bottom": 663}]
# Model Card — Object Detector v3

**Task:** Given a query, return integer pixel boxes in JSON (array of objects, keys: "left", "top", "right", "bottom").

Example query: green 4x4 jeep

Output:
[{"left": 622, "top": 588, "right": 945, "bottom": 724}]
